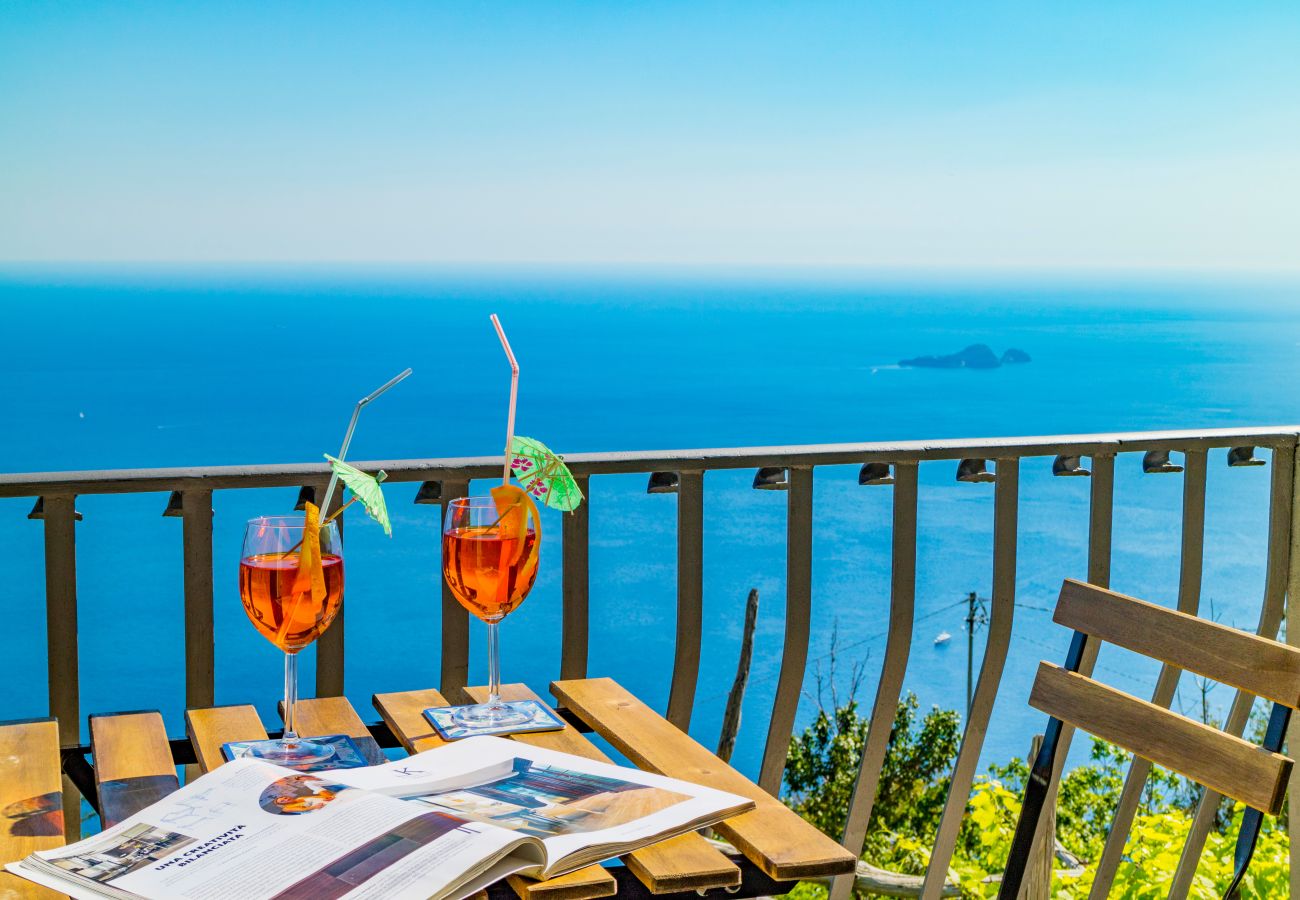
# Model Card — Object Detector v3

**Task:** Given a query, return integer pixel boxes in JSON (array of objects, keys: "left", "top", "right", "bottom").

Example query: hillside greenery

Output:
[{"left": 782, "top": 692, "right": 1289, "bottom": 899}]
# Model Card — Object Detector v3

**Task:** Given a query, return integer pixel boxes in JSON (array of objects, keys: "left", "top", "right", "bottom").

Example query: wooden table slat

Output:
[
  {"left": 89, "top": 711, "right": 179, "bottom": 829},
  {"left": 551, "top": 677, "right": 857, "bottom": 881},
  {"left": 373, "top": 689, "right": 616, "bottom": 900},
  {"left": 185, "top": 705, "right": 268, "bottom": 773},
  {"left": 0, "top": 718, "right": 67, "bottom": 899},
  {"left": 463, "top": 684, "right": 741, "bottom": 895},
  {"left": 505, "top": 866, "right": 616, "bottom": 900},
  {"left": 283, "top": 697, "right": 386, "bottom": 766}
]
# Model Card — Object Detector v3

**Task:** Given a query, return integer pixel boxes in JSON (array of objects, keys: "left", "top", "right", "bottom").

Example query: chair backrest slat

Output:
[
  {"left": 1054, "top": 579, "right": 1300, "bottom": 709},
  {"left": 1029, "top": 662, "right": 1291, "bottom": 814}
]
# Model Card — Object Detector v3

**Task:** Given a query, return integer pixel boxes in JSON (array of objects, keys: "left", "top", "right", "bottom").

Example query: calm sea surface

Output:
[{"left": 3, "top": 267, "right": 1300, "bottom": 781}]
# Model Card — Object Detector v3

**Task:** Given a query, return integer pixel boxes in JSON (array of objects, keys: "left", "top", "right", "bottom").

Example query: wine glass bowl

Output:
[
  {"left": 240, "top": 516, "right": 344, "bottom": 651},
  {"left": 240, "top": 514, "right": 343, "bottom": 764},
  {"left": 442, "top": 497, "right": 539, "bottom": 622}
]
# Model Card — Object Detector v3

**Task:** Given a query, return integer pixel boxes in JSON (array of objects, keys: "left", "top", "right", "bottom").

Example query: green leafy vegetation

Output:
[{"left": 782, "top": 693, "right": 1289, "bottom": 898}]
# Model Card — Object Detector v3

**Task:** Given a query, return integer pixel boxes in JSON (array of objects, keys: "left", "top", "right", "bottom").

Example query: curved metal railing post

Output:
[
  {"left": 560, "top": 474, "right": 592, "bottom": 681},
  {"left": 758, "top": 466, "right": 814, "bottom": 795},
  {"left": 923, "top": 457, "right": 1020, "bottom": 897},
  {"left": 1285, "top": 445, "right": 1300, "bottom": 899},
  {"left": 39, "top": 494, "right": 81, "bottom": 841},
  {"left": 1020, "top": 451, "right": 1116, "bottom": 885},
  {"left": 1169, "top": 442, "right": 1295, "bottom": 896},
  {"left": 314, "top": 476, "right": 346, "bottom": 697},
  {"left": 1088, "top": 448, "right": 1208, "bottom": 898},
  {"left": 178, "top": 489, "right": 215, "bottom": 710},
  {"left": 667, "top": 470, "right": 705, "bottom": 730},
  {"left": 437, "top": 479, "right": 471, "bottom": 697},
  {"left": 830, "top": 462, "right": 918, "bottom": 900}
]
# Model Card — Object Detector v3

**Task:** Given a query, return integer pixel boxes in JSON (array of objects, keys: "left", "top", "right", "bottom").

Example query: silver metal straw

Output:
[{"left": 317, "top": 368, "right": 413, "bottom": 515}]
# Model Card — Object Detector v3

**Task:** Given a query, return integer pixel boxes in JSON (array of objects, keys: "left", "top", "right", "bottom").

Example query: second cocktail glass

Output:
[
  {"left": 240, "top": 514, "right": 344, "bottom": 764},
  {"left": 442, "top": 494, "right": 540, "bottom": 727}
]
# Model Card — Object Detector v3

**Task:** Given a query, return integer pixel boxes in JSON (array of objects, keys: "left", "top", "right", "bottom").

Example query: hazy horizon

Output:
[{"left": 4, "top": 2, "right": 1298, "bottom": 270}]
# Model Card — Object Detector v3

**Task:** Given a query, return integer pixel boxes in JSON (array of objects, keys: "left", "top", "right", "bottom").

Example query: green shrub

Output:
[{"left": 783, "top": 694, "right": 1290, "bottom": 898}]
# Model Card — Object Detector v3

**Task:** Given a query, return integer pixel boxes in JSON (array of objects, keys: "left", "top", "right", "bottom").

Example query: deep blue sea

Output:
[{"left": 4, "top": 266, "right": 1300, "bottom": 785}]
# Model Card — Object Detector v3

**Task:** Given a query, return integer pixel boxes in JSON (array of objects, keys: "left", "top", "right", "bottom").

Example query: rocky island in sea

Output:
[{"left": 899, "top": 343, "right": 1032, "bottom": 369}]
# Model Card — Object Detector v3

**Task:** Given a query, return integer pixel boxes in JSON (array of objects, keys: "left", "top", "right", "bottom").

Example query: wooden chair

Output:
[{"left": 999, "top": 579, "right": 1298, "bottom": 900}]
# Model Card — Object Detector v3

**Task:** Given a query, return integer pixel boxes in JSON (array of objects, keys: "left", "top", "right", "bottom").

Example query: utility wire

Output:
[
  {"left": 698, "top": 597, "right": 970, "bottom": 704},
  {"left": 697, "top": 595, "right": 1147, "bottom": 707}
]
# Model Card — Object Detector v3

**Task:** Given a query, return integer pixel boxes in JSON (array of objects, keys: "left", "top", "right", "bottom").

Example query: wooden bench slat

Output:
[
  {"left": 504, "top": 866, "right": 616, "bottom": 900},
  {"left": 89, "top": 711, "right": 178, "bottom": 828},
  {"left": 185, "top": 705, "right": 268, "bottom": 773},
  {"left": 372, "top": 688, "right": 454, "bottom": 754},
  {"left": 1030, "top": 662, "right": 1292, "bottom": 813},
  {"left": 551, "top": 677, "right": 857, "bottom": 881},
  {"left": 464, "top": 684, "right": 741, "bottom": 895},
  {"left": 284, "top": 696, "right": 387, "bottom": 766},
  {"left": 0, "top": 718, "right": 66, "bottom": 899},
  {"left": 1056, "top": 579, "right": 1300, "bottom": 707},
  {"left": 372, "top": 689, "right": 616, "bottom": 900}
]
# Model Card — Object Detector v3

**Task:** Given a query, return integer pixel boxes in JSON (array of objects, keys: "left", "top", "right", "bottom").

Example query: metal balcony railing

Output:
[{"left": 2, "top": 424, "right": 1296, "bottom": 897}]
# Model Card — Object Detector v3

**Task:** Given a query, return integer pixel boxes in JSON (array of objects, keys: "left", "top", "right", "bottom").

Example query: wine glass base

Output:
[
  {"left": 451, "top": 701, "right": 535, "bottom": 730},
  {"left": 237, "top": 738, "right": 337, "bottom": 768}
]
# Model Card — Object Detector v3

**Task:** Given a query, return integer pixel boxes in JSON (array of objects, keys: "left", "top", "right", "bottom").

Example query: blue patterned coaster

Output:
[
  {"left": 221, "top": 733, "right": 370, "bottom": 771},
  {"left": 423, "top": 700, "right": 565, "bottom": 740}
]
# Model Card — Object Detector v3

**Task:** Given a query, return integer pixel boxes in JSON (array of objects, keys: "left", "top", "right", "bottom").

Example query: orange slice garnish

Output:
[
  {"left": 489, "top": 484, "right": 542, "bottom": 611},
  {"left": 293, "top": 501, "right": 328, "bottom": 604}
]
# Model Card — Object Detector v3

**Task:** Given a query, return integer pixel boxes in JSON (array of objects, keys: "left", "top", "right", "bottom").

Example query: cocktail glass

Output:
[
  {"left": 239, "top": 514, "right": 344, "bottom": 764},
  {"left": 442, "top": 495, "right": 540, "bottom": 727}
]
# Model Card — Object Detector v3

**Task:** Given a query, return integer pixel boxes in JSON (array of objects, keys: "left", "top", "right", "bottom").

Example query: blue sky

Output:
[{"left": 2, "top": 2, "right": 1298, "bottom": 269}]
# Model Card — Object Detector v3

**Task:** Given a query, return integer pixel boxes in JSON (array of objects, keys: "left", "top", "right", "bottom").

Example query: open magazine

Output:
[{"left": 7, "top": 736, "right": 753, "bottom": 900}]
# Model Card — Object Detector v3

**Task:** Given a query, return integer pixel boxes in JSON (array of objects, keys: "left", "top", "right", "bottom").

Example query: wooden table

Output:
[{"left": 0, "top": 678, "right": 855, "bottom": 899}]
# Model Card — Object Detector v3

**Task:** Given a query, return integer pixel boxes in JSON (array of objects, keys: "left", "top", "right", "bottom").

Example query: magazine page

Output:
[
  {"left": 9, "top": 758, "right": 542, "bottom": 900},
  {"left": 330, "top": 736, "right": 753, "bottom": 875}
]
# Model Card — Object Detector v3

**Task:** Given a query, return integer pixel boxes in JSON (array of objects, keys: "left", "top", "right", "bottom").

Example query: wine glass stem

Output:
[
  {"left": 283, "top": 650, "right": 300, "bottom": 746},
  {"left": 487, "top": 619, "right": 502, "bottom": 706}
]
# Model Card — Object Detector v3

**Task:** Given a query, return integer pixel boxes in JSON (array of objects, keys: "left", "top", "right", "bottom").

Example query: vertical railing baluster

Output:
[
  {"left": 180, "top": 489, "right": 215, "bottom": 710},
  {"left": 924, "top": 457, "right": 1019, "bottom": 897},
  {"left": 1087, "top": 453, "right": 1116, "bottom": 589},
  {"left": 1170, "top": 443, "right": 1294, "bottom": 896},
  {"left": 1023, "top": 452, "right": 1116, "bottom": 878},
  {"left": 439, "top": 479, "right": 471, "bottom": 697},
  {"left": 831, "top": 462, "right": 918, "bottom": 900},
  {"left": 41, "top": 494, "right": 81, "bottom": 841},
  {"left": 667, "top": 470, "right": 704, "bottom": 730},
  {"left": 758, "top": 466, "right": 814, "bottom": 794},
  {"left": 314, "top": 478, "right": 346, "bottom": 697},
  {"left": 1089, "top": 448, "right": 1207, "bottom": 898},
  {"left": 560, "top": 474, "right": 591, "bottom": 681}
]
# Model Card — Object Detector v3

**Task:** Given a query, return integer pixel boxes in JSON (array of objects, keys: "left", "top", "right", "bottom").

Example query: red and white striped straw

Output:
[{"left": 490, "top": 314, "right": 519, "bottom": 486}]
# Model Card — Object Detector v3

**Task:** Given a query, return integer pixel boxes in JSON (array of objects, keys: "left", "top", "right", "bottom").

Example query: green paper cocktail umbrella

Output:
[
  {"left": 325, "top": 454, "right": 392, "bottom": 536},
  {"left": 509, "top": 435, "right": 584, "bottom": 512}
]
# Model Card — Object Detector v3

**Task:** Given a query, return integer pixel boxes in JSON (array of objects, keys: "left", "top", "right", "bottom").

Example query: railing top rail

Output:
[{"left": 2, "top": 426, "right": 1296, "bottom": 498}]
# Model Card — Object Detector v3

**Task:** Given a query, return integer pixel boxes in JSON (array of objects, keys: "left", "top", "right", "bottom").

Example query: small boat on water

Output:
[{"left": 933, "top": 631, "right": 951, "bottom": 646}]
